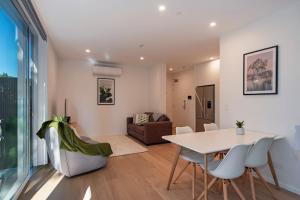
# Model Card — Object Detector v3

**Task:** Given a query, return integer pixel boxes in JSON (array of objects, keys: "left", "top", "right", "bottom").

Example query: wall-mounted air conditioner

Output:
[{"left": 92, "top": 66, "right": 122, "bottom": 77}]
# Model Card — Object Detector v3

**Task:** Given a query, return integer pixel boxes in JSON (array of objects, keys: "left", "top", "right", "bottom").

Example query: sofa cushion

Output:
[
  {"left": 152, "top": 113, "right": 162, "bottom": 121},
  {"left": 144, "top": 112, "right": 154, "bottom": 122},
  {"left": 157, "top": 114, "right": 170, "bottom": 122},
  {"left": 134, "top": 113, "right": 149, "bottom": 125}
]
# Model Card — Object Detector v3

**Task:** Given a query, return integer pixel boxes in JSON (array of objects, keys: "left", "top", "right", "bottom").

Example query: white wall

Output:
[
  {"left": 56, "top": 60, "right": 166, "bottom": 136},
  {"left": 220, "top": 2, "right": 300, "bottom": 194},
  {"left": 148, "top": 64, "right": 167, "bottom": 113},
  {"left": 171, "top": 68, "right": 195, "bottom": 129},
  {"left": 169, "top": 60, "right": 220, "bottom": 130},
  {"left": 47, "top": 41, "right": 58, "bottom": 118},
  {"left": 166, "top": 72, "right": 174, "bottom": 121}
]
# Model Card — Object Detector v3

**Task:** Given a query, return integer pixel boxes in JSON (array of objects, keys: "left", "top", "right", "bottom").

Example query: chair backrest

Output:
[
  {"left": 176, "top": 126, "right": 194, "bottom": 135},
  {"left": 245, "top": 137, "right": 274, "bottom": 168},
  {"left": 203, "top": 123, "right": 218, "bottom": 131},
  {"left": 211, "top": 144, "right": 251, "bottom": 179}
]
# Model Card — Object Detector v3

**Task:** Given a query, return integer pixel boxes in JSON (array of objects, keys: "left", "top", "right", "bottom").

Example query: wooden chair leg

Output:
[
  {"left": 198, "top": 165, "right": 204, "bottom": 175},
  {"left": 192, "top": 163, "right": 196, "bottom": 199},
  {"left": 167, "top": 146, "right": 181, "bottom": 190},
  {"left": 197, "top": 177, "right": 218, "bottom": 200},
  {"left": 218, "top": 180, "right": 223, "bottom": 194},
  {"left": 248, "top": 169, "right": 256, "bottom": 200},
  {"left": 241, "top": 171, "right": 248, "bottom": 184},
  {"left": 222, "top": 180, "right": 228, "bottom": 200},
  {"left": 173, "top": 161, "right": 191, "bottom": 184},
  {"left": 254, "top": 168, "right": 277, "bottom": 200},
  {"left": 230, "top": 180, "right": 246, "bottom": 200},
  {"left": 268, "top": 151, "right": 280, "bottom": 190}
]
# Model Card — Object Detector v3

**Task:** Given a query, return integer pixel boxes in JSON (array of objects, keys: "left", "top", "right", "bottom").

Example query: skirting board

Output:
[{"left": 254, "top": 173, "right": 300, "bottom": 196}]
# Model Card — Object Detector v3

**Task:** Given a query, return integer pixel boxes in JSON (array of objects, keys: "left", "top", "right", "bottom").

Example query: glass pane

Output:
[
  {"left": 29, "top": 31, "right": 39, "bottom": 169},
  {"left": 0, "top": 1, "right": 30, "bottom": 199}
]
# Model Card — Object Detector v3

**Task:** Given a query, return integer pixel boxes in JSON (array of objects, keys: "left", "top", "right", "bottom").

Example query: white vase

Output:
[{"left": 236, "top": 127, "right": 245, "bottom": 135}]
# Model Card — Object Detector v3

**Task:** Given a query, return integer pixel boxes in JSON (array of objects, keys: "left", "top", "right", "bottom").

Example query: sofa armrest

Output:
[
  {"left": 143, "top": 121, "right": 172, "bottom": 145},
  {"left": 127, "top": 117, "right": 134, "bottom": 125}
]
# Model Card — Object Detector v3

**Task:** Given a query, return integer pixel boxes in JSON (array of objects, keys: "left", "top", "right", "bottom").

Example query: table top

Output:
[{"left": 162, "top": 128, "right": 276, "bottom": 154}]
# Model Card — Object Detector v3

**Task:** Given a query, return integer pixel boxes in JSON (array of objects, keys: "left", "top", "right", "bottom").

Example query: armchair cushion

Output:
[
  {"left": 37, "top": 117, "right": 112, "bottom": 156},
  {"left": 45, "top": 127, "right": 107, "bottom": 177}
]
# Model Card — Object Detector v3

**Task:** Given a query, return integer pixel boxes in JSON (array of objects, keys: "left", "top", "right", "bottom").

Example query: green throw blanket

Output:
[{"left": 36, "top": 117, "right": 113, "bottom": 157}]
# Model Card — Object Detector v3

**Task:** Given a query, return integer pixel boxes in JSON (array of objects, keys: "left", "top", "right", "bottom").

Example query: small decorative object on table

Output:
[{"left": 236, "top": 120, "right": 245, "bottom": 135}]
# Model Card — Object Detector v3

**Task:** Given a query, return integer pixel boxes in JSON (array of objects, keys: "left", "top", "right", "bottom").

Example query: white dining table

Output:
[{"left": 162, "top": 128, "right": 279, "bottom": 200}]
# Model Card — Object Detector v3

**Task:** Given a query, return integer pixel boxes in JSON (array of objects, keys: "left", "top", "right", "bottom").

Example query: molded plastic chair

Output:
[
  {"left": 174, "top": 126, "right": 212, "bottom": 199},
  {"left": 203, "top": 123, "right": 218, "bottom": 131},
  {"left": 203, "top": 123, "right": 226, "bottom": 159},
  {"left": 45, "top": 127, "right": 107, "bottom": 177},
  {"left": 245, "top": 137, "right": 276, "bottom": 200},
  {"left": 198, "top": 144, "right": 251, "bottom": 200}
]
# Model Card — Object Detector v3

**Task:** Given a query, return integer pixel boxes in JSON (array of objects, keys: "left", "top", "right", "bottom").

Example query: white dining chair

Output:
[
  {"left": 245, "top": 137, "right": 276, "bottom": 200},
  {"left": 203, "top": 123, "right": 225, "bottom": 160},
  {"left": 174, "top": 126, "right": 212, "bottom": 199},
  {"left": 198, "top": 144, "right": 251, "bottom": 200},
  {"left": 203, "top": 123, "right": 218, "bottom": 131}
]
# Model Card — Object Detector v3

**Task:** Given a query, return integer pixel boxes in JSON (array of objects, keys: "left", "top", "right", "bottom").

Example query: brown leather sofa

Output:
[{"left": 127, "top": 115, "right": 172, "bottom": 145}]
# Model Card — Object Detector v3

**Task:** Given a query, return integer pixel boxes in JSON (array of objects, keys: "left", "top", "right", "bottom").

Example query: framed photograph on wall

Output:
[
  {"left": 97, "top": 78, "right": 115, "bottom": 105},
  {"left": 243, "top": 45, "right": 278, "bottom": 95}
]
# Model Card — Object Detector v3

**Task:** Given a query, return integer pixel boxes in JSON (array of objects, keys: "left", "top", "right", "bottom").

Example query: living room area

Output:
[{"left": 1, "top": 0, "right": 300, "bottom": 200}]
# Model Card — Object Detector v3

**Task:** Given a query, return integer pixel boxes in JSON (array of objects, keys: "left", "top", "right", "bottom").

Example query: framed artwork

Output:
[
  {"left": 97, "top": 78, "right": 115, "bottom": 105},
  {"left": 243, "top": 46, "right": 278, "bottom": 95}
]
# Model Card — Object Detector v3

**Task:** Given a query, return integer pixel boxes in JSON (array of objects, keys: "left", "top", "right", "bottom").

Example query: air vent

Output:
[
  {"left": 93, "top": 60, "right": 120, "bottom": 68},
  {"left": 92, "top": 60, "right": 122, "bottom": 77}
]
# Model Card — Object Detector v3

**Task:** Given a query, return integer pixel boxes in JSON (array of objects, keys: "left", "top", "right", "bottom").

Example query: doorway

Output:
[{"left": 195, "top": 85, "right": 215, "bottom": 132}]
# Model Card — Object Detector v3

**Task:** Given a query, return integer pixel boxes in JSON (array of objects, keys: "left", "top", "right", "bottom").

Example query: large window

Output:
[{"left": 0, "top": 1, "right": 41, "bottom": 199}]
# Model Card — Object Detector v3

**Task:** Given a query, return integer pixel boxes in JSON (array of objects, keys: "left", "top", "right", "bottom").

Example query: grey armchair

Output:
[{"left": 45, "top": 127, "right": 107, "bottom": 177}]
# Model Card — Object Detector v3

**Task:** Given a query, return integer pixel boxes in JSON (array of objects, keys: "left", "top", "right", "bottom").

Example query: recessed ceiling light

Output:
[
  {"left": 158, "top": 5, "right": 166, "bottom": 12},
  {"left": 169, "top": 68, "right": 173, "bottom": 71},
  {"left": 140, "top": 56, "right": 144, "bottom": 60},
  {"left": 209, "top": 22, "right": 216, "bottom": 27},
  {"left": 85, "top": 49, "right": 91, "bottom": 53},
  {"left": 210, "top": 57, "right": 214, "bottom": 60}
]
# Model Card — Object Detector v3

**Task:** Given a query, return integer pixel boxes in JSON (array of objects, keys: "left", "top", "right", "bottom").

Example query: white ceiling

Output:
[{"left": 32, "top": 0, "right": 296, "bottom": 66}]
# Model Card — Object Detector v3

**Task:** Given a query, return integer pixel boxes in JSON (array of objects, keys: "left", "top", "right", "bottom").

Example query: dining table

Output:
[{"left": 162, "top": 128, "right": 279, "bottom": 200}]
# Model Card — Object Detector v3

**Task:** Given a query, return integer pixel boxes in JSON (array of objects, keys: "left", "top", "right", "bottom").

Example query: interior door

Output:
[{"left": 195, "top": 85, "right": 215, "bottom": 132}]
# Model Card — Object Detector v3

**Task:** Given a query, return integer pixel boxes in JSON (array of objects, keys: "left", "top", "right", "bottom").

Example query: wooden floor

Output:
[{"left": 21, "top": 143, "right": 300, "bottom": 200}]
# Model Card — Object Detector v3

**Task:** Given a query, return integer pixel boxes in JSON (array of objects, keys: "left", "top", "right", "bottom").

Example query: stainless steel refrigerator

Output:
[{"left": 195, "top": 85, "right": 215, "bottom": 132}]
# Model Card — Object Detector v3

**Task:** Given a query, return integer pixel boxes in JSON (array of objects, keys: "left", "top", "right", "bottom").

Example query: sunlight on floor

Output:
[
  {"left": 83, "top": 186, "right": 91, "bottom": 200},
  {"left": 31, "top": 172, "right": 64, "bottom": 200}
]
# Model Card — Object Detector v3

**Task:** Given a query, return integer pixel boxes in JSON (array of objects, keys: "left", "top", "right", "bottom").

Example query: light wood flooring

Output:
[{"left": 20, "top": 143, "right": 300, "bottom": 200}]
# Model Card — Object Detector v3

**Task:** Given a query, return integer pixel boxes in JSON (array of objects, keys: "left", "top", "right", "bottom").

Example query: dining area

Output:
[{"left": 163, "top": 124, "right": 281, "bottom": 200}]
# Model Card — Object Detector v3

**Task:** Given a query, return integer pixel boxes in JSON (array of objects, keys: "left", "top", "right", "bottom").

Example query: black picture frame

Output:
[
  {"left": 97, "top": 78, "right": 115, "bottom": 105},
  {"left": 243, "top": 45, "right": 278, "bottom": 95}
]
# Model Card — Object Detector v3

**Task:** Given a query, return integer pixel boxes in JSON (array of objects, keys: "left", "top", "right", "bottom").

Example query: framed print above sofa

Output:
[
  {"left": 97, "top": 78, "right": 115, "bottom": 105},
  {"left": 243, "top": 46, "right": 278, "bottom": 95}
]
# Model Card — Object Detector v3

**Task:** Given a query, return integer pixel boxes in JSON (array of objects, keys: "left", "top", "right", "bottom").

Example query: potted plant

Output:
[{"left": 236, "top": 120, "right": 245, "bottom": 135}]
